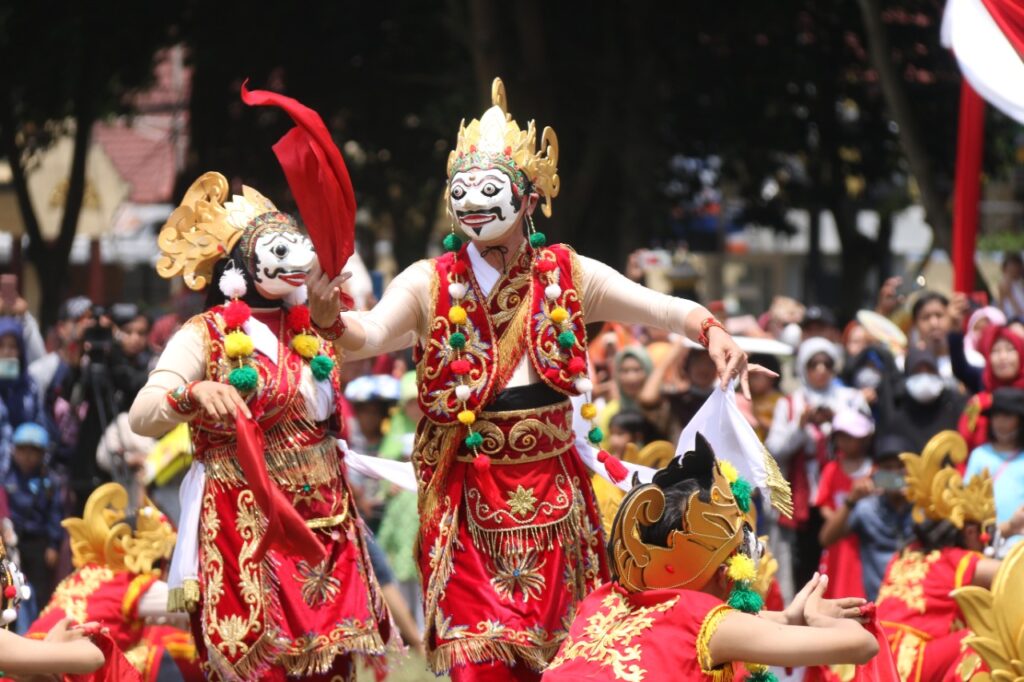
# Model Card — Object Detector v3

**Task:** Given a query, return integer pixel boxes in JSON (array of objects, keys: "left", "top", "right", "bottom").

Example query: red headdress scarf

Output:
[{"left": 980, "top": 324, "right": 1024, "bottom": 391}]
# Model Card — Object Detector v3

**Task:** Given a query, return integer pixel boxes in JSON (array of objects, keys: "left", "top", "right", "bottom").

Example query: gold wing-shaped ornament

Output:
[
  {"left": 952, "top": 540, "right": 1024, "bottom": 682},
  {"left": 62, "top": 483, "right": 131, "bottom": 570},
  {"left": 631, "top": 440, "right": 676, "bottom": 469},
  {"left": 900, "top": 430, "right": 968, "bottom": 525}
]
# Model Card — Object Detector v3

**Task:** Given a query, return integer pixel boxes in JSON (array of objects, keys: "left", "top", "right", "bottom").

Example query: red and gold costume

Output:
[
  {"left": 131, "top": 171, "right": 392, "bottom": 681},
  {"left": 874, "top": 431, "right": 996, "bottom": 682},
  {"left": 27, "top": 483, "right": 197, "bottom": 682},
  {"left": 415, "top": 242, "right": 608, "bottom": 674}
]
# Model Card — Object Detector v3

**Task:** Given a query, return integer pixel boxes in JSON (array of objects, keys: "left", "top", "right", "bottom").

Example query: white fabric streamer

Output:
[{"left": 166, "top": 461, "right": 205, "bottom": 596}]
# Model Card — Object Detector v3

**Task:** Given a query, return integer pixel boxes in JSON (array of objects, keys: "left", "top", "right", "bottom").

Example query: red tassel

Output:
[
  {"left": 286, "top": 304, "right": 311, "bottom": 333},
  {"left": 451, "top": 359, "right": 471, "bottom": 375},
  {"left": 3, "top": 586, "right": 15, "bottom": 599},
  {"left": 473, "top": 455, "right": 492, "bottom": 473},
  {"left": 598, "top": 450, "right": 629, "bottom": 483},
  {"left": 536, "top": 259, "right": 557, "bottom": 273},
  {"left": 544, "top": 368, "right": 562, "bottom": 382},
  {"left": 451, "top": 260, "right": 468, "bottom": 276},
  {"left": 568, "top": 357, "right": 587, "bottom": 375}
]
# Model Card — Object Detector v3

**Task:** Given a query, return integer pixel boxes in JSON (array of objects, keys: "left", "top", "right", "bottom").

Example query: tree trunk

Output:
[{"left": 857, "top": 0, "right": 952, "bottom": 253}]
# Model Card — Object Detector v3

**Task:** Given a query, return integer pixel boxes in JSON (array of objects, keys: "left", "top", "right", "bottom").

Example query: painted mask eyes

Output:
[
  {"left": 451, "top": 186, "right": 466, "bottom": 200},
  {"left": 481, "top": 183, "right": 499, "bottom": 197},
  {"left": 272, "top": 243, "right": 289, "bottom": 259}
]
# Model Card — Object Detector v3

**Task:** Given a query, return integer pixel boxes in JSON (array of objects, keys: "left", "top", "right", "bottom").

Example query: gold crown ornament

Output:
[
  {"left": 610, "top": 434, "right": 748, "bottom": 593},
  {"left": 447, "top": 78, "right": 560, "bottom": 217},
  {"left": 156, "top": 171, "right": 298, "bottom": 290},
  {"left": 900, "top": 430, "right": 996, "bottom": 529},
  {"left": 62, "top": 483, "right": 176, "bottom": 575},
  {"left": 952, "top": 540, "right": 1024, "bottom": 681}
]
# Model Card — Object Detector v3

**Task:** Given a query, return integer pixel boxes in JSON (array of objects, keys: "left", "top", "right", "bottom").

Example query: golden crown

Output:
[
  {"left": 900, "top": 430, "right": 996, "bottom": 529},
  {"left": 447, "top": 78, "right": 560, "bottom": 217},
  {"left": 61, "top": 483, "right": 176, "bottom": 574},
  {"left": 610, "top": 435, "right": 747, "bottom": 593},
  {"left": 953, "top": 540, "right": 1024, "bottom": 680},
  {"left": 156, "top": 171, "right": 282, "bottom": 290}
]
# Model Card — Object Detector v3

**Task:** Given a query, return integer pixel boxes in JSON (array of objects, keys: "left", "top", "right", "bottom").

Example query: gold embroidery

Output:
[
  {"left": 305, "top": 512, "right": 348, "bottom": 529},
  {"left": 202, "top": 438, "right": 340, "bottom": 491},
  {"left": 490, "top": 549, "right": 546, "bottom": 602},
  {"left": 295, "top": 559, "right": 342, "bottom": 607},
  {"left": 876, "top": 550, "right": 941, "bottom": 614},
  {"left": 547, "top": 590, "right": 679, "bottom": 682},
  {"left": 955, "top": 651, "right": 981, "bottom": 681},
  {"left": 894, "top": 630, "right": 925, "bottom": 682},
  {"left": 39, "top": 565, "right": 115, "bottom": 625},
  {"left": 508, "top": 417, "right": 574, "bottom": 452},
  {"left": 696, "top": 604, "right": 735, "bottom": 681},
  {"left": 507, "top": 486, "right": 539, "bottom": 518}
]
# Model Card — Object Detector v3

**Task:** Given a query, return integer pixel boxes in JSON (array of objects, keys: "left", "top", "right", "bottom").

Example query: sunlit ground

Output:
[{"left": 357, "top": 652, "right": 451, "bottom": 681}]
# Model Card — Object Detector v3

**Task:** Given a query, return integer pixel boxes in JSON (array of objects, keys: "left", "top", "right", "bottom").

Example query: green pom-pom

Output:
[
  {"left": 443, "top": 233, "right": 462, "bottom": 253},
  {"left": 557, "top": 330, "right": 576, "bottom": 349},
  {"left": 746, "top": 671, "right": 778, "bottom": 682},
  {"left": 529, "top": 231, "right": 547, "bottom": 248},
  {"left": 310, "top": 354, "right": 335, "bottom": 381},
  {"left": 588, "top": 427, "right": 603, "bottom": 444},
  {"left": 731, "top": 478, "right": 753, "bottom": 513},
  {"left": 464, "top": 431, "right": 484, "bottom": 449},
  {"left": 727, "top": 584, "right": 764, "bottom": 614},
  {"left": 449, "top": 332, "right": 467, "bottom": 349},
  {"left": 228, "top": 365, "right": 259, "bottom": 393}
]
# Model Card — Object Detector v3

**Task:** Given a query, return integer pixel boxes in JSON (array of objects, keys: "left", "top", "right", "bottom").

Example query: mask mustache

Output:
[
  {"left": 262, "top": 266, "right": 308, "bottom": 279},
  {"left": 456, "top": 207, "right": 506, "bottom": 221}
]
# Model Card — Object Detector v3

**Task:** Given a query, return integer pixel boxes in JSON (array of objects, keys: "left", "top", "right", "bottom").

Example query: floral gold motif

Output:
[
  {"left": 491, "top": 550, "right": 547, "bottom": 602},
  {"left": 507, "top": 486, "right": 539, "bottom": 518},
  {"left": 876, "top": 550, "right": 940, "bottom": 614},
  {"left": 295, "top": 559, "right": 342, "bottom": 607},
  {"left": 547, "top": 591, "right": 679, "bottom": 682}
]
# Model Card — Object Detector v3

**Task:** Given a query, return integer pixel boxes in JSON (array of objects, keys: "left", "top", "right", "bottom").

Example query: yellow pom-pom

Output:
[
  {"left": 549, "top": 306, "right": 569, "bottom": 324},
  {"left": 457, "top": 409, "right": 476, "bottom": 426},
  {"left": 224, "top": 331, "right": 254, "bottom": 359},
  {"left": 292, "top": 333, "right": 321, "bottom": 359},
  {"left": 726, "top": 554, "right": 757, "bottom": 583},
  {"left": 746, "top": 663, "right": 768, "bottom": 674},
  {"left": 449, "top": 305, "right": 467, "bottom": 325},
  {"left": 580, "top": 403, "right": 598, "bottom": 420},
  {"left": 719, "top": 460, "right": 739, "bottom": 484}
]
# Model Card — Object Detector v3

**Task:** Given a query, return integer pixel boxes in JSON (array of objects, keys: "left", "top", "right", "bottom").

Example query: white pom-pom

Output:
[
  {"left": 455, "top": 384, "right": 472, "bottom": 401},
  {"left": 448, "top": 282, "right": 468, "bottom": 300},
  {"left": 574, "top": 377, "right": 593, "bottom": 394},
  {"left": 545, "top": 284, "right": 562, "bottom": 301},
  {"left": 219, "top": 267, "right": 247, "bottom": 299},
  {"left": 19, "top": 585, "right": 31, "bottom": 601},
  {"left": 1, "top": 608, "right": 15, "bottom": 624}
]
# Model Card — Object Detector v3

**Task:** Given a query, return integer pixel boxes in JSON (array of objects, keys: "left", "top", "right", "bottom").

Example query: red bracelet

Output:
[
  {"left": 697, "top": 316, "right": 727, "bottom": 348},
  {"left": 167, "top": 381, "right": 200, "bottom": 415},
  {"left": 314, "top": 316, "right": 347, "bottom": 341}
]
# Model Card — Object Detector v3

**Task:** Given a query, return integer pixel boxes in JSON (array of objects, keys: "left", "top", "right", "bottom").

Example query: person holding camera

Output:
[{"left": 0, "top": 317, "right": 48, "bottom": 476}]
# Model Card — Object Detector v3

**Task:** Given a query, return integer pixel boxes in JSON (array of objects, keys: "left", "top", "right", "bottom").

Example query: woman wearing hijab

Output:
[
  {"left": 764, "top": 337, "right": 868, "bottom": 600},
  {"left": 958, "top": 325, "right": 1024, "bottom": 450},
  {"left": 597, "top": 345, "right": 661, "bottom": 445}
]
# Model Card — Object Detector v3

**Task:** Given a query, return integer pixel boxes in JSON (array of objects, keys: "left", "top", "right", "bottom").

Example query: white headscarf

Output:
[{"left": 796, "top": 337, "right": 842, "bottom": 386}]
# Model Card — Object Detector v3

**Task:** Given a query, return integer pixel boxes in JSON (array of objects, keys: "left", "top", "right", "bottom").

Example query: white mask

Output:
[
  {"left": 251, "top": 231, "right": 316, "bottom": 300},
  {"left": 854, "top": 366, "right": 883, "bottom": 390},
  {"left": 449, "top": 170, "right": 525, "bottom": 243},
  {"left": 905, "top": 373, "right": 944, "bottom": 404}
]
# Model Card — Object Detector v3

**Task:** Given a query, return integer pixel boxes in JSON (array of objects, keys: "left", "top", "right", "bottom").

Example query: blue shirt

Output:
[
  {"left": 966, "top": 444, "right": 1024, "bottom": 543},
  {"left": 3, "top": 466, "right": 64, "bottom": 548},
  {"left": 848, "top": 495, "right": 914, "bottom": 601}
]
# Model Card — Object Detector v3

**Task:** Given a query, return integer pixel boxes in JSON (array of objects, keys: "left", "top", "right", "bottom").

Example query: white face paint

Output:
[
  {"left": 251, "top": 231, "right": 316, "bottom": 300},
  {"left": 449, "top": 170, "right": 524, "bottom": 243}
]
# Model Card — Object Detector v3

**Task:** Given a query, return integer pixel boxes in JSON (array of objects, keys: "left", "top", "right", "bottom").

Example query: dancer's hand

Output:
[
  {"left": 190, "top": 381, "right": 251, "bottom": 420},
  {"left": 705, "top": 326, "right": 777, "bottom": 399},
  {"left": 308, "top": 260, "right": 352, "bottom": 329},
  {"left": 802, "top": 574, "right": 867, "bottom": 626}
]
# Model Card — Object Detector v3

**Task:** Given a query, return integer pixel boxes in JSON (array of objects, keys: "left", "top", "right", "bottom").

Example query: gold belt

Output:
[{"left": 305, "top": 510, "right": 348, "bottom": 530}]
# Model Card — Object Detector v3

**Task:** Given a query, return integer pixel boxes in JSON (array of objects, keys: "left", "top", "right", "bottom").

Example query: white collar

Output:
[
  {"left": 243, "top": 314, "right": 279, "bottom": 366},
  {"left": 467, "top": 241, "right": 501, "bottom": 298}
]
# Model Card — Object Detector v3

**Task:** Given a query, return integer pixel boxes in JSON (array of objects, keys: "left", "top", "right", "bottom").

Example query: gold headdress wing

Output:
[
  {"left": 61, "top": 483, "right": 176, "bottom": 574},
  {"left": 952, "top": 540, "right": 1024, "bottom": 681},
  {"left": 610, "top": 435, "right": 746, "bottom": 592},
  {"left": 156, "top": 171, "right": 281, "bottom": 290},
  {"left": 900, "top": 430, "right": 995, "bottom": 528},
  {"left": 61, "top": 482, "right": 131, "bottom": 570},
  {"left": 447, "top": 77, "right": 560, "bottom": 217}
]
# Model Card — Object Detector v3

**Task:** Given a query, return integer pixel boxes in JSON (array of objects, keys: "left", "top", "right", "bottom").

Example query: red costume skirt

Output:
[
  {"left": 415, "top": 399, "right": 610, "bottom": 677},
  {"left": 194, "top": 439, "right": 390, "bottom": 681}
]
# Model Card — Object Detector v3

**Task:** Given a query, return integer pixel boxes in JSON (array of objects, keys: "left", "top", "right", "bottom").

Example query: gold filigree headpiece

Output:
[
  {"left": 900, "top": 430, "right": 996, "bottom": 529},
  {"left": 157, "top": 171, "right": 293, "bottom": 290},
  {"left": 62, "top": 483, "right": 176, "bottom": 575},
  {"left": 610, "top": 435, "right": 748, "bottom": 593},
  {"left": 447, "top": 78, "right": 560, "bottom": 217},
  {"left": 953, "top": 540, "right": 1024, "bottom": 681}
]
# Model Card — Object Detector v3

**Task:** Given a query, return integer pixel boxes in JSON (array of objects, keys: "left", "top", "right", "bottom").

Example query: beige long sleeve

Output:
[
  {"left": 342, "top": 259, "right": 433, "bottom": 361},
  {"left": 578, "top": 254, "right": 700, "bottom": 331},
  {"left": 129, "top": 321, "right": 208, "bottom": 438}
]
